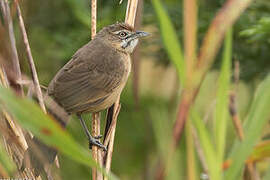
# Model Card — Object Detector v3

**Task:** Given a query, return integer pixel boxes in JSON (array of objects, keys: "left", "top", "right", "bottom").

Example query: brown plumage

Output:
[
  {"left": 47, "top": 23, "right": 149, "bottom": 149},
  {"left": 48, "top": 37, "right": 128, "bottom": 114},
  {"left": 22, "top": 23, "right": 149, "bottom": 177}
]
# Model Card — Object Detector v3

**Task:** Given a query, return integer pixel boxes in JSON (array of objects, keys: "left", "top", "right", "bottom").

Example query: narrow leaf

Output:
[
  {"left": 214, "top": 29, "right": 232, "bottom": 164},
  {"left": 151, "top": 0, "right": 185, "bottom": 84},
  {"left": 0, "top": 142, "right": 15, "bottom": 175},
  {"left": 225, "top": 75, "right": 270, "bottom": 179},
  {"left": 191, "top": 110, "right": 221, "bottom": 180},
  {"left": 0, "top": 86, "right": 117, "bottom": 180}
]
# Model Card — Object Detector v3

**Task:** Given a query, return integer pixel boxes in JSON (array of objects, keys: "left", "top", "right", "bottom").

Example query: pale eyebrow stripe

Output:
[{"left": 113, "top": 30, "right": 129, "bottom": 34}]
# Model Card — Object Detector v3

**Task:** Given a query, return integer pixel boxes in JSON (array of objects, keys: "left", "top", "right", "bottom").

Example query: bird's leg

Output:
[{"left": 77, "top": 114, "right": 107, "bottom": 151}]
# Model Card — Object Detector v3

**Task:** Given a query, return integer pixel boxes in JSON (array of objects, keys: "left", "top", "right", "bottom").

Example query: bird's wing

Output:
[{"left": 48, "top": 43, "right": 125, "bottom": 113}]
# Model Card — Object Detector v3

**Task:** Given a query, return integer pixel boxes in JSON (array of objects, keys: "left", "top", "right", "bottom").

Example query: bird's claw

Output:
[{"left": 89, "top": 137, "right": 107, "bottom": 151}]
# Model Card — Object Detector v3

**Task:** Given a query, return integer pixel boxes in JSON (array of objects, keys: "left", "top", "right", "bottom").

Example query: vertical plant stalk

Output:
[
  {"left": 90, "top": 0, "right": 103, "bottom": 180},
  {"left": 15, "top": 1, "right": 46, "bottom": 113},
  {"left": 15, "top": 2, "right": 57, "bottom": 178},
  {"left": 229, "top": 61, "right": 244, "bottom": 141},
  {"left": 173, "top": 0, "right": 253, "bottom": 149},
  {"left": 91, "top": 0, "right": 97, "bottom": 39},
  {"left": 0, "top": 66, "right": 28, "bottom": 151},
  {"left": 103, "top": 0, "right": 139, "bottom": 179},
  {"left": 92, "top": 113, "right": 102, "bottom": 180},
  {"left": 131, "top": 0, "right": 143, "bottom": 109},
  {"left": 0, "top": 0, "right": 23, "bottom": 95},
  {"left": 0, "top": 68, "right": 37, "bottom": 179},
  {"left": 184, "top": 0, "right": 197, "bottom": 82},
  {"left": 125, "top": 0, "right": 138, "bottom": 26},
  {"left": 183, "top": 1, "right": 197, "bottom": 179},
  {"left": 156, "top": 0, "right": 253, "bottom": 179},
  {"left": 191, "top": 126, "right": 209, "bottom": 174},
  {"left": 103, "top": 100, "right": 121, "bottom": 180},
  {"left": 172, "top": 0, "right": 197, "bottom": 148},
  {"left": 228, "top": 61, "right": 257, "bottom": 179},
  {"left": 229, "top": 92, "right": 244, "bottom": 141},
  {"left": 0, "top": 2, "right": 34, "bottom": 178}
]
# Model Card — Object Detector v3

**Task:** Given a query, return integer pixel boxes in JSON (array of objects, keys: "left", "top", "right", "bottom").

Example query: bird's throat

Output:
[{"left": 121, "top": 39, "right": 139, "bottom": 53}]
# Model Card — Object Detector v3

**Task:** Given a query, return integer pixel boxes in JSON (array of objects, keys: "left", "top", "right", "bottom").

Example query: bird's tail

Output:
[{"left": 103, "top": 104, "right": 115, "bottom": 142}]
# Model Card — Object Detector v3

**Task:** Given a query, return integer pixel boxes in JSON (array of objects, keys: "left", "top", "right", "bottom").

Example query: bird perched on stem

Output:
[{"left": 48, "top": 23, "right": 149, "bottom": 150}]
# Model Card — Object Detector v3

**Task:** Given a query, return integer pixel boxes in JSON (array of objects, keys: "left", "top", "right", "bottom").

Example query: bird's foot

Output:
[{"left": 89, "top": 136, "right": 107, "bottom": 151}]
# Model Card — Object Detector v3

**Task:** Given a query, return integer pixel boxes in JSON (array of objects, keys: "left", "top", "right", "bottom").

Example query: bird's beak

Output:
[
  {"left": 125, "top": 31, "right": 150, "bottom": 42},
  {"left": 134, "top": 31, "right": 150, "bottom": 38}
]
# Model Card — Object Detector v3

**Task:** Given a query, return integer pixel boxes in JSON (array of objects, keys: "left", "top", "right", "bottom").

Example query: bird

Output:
[{"left": 47, "top": 22, "right": 149, "bottom": 150}]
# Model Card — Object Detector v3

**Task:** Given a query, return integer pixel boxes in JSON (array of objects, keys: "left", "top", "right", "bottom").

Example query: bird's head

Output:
[{"left": 96, "top": 23, "right": 149, "bottom": 54}]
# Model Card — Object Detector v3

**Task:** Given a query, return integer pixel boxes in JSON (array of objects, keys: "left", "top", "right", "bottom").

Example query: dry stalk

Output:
[
  {"left": 16, "top": 1, "right": 59, "bottom": 178},
  {"left": 228, "top": 61, "right": 257, "bottom": 179},
  {"left": 0, "top": 0, "right": 23, "bottom": 95},
  {"left": 191, "top": 126, "right": 209, "bottom": 174},
  {"left": 183, "top": 0, "right": 197, "bottom": 179},
  {"left": 229, "top": 61, "right": 244, "bottom": 141},
  {"left": 229, "top": 92, "right": 244, "bottom": 141},
  {"left": 229, "top": 61, "right": 245, "bottom": 140},
  {"left": 0, "top": 1, "right": 45, "bottom": 178},
  {"left": 103, "top": 100, "right": 121, "bottom": 180},
  {"left": 0, "top": 2, "right": 30, "bottom": 177},
  {"left": 131, "top": 0, "right": 143, "bottom": 109},
  {"left": 0, "top": 66, "right": 28, "bottom": 151},
  {"left": 14, "top": 0, "right": 46, "bottom": 113},
  {"left": 156, "top": 0, "right": 254, "bottom": 179},
  {"left": 175, "top": 0, "right": 253, "bottom": 155},
  {"left": 103, "top": 0, "right": 139, "bottom": 179},
  {"left": 125, "top": 0, "right": 138, "bottom": 26},
  {"left": 90, "top": 0, "right": 103, "bottom": 179},
  {"left": 92, "top": 113, "right": 103, "bottom": 180},
  {"left": 173, "top": 0, "right": 254, "bottom": 146},
  {"left": 0, "top": 66, "right": 37, "bottom": 179},
  {"left": 91, "top": 0, "right": 97, "bottom": 39},
  {"left": 0, "top": 65, "right": 9, "bottom": 88}
]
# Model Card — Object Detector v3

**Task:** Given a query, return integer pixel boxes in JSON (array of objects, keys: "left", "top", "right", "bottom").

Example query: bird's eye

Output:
[{"left": 119, "top": 31, "right": 127, "bottom": 37}]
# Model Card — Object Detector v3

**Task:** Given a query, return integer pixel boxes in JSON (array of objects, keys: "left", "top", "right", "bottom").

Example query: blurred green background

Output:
[{"left": 1, "top": 0, "right": 270, "bottom": 179}]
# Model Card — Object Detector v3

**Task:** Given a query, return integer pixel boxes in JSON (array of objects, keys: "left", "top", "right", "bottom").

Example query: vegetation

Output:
[{"left": 0, "top": 0, "right": 270, "bottom": 179}]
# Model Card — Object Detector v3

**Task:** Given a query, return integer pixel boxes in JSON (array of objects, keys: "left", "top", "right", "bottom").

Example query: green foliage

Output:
[
  {"left": 190, "top": 29, "right": 233, "bottom": 180},
  {"left": 1, "top": 0, "right": 270, "bottom": 179},
  {"left": 0, "top": 142, "right": 15, "bottom": 175},
  {"left": 240, "top": 17, "right": 270, "bottom": 42},
  {"left": 150, "top": 0, "right": 270, "bottom": 179},
  {"left": 191, "top": 110, "right": 220, "bottom": 180},
  {"left": 225, "top": 75, "right": 270, "bottom": 179},
  {"left": 214, "top": 29, "right": 232, "bottom": 164},
  {"left": 151, "top": 0, "right": 185, "bottom": 84},
  {"left": 0, "top": 86, "right": 117, "bottom": 180}
]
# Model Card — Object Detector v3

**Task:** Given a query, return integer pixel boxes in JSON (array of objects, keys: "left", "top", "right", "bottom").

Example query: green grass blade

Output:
[
  {"left": 0, "top": 86, "right": 117, "bottom": 180},
  {"left": 0, "top": 142, "right": 15, "bottom": 175},
  {"left": 151, "top": 0, "right": 185, "bottom": 84},
  {"left": 191, "top": 110, "right": 221, "bottom": 180},
  {"left": 224, "top": 75, "right": 270, "bottom": 179},
  {"left": 214, "top": 29, "right": 232, "bottom": 164}
]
